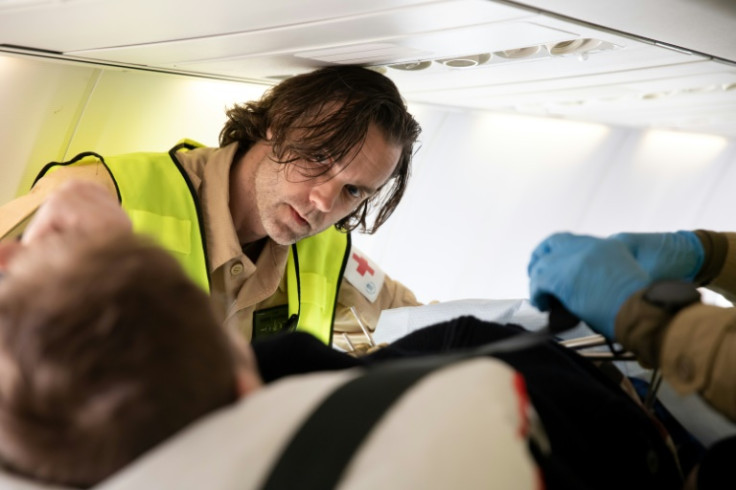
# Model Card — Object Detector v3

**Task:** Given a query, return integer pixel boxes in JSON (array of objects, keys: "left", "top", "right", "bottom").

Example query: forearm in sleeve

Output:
[
  {"left": 0, "top": 162, "right": 115, "bottom": 239},
  {"left": 695, "top": 230, "right": 736, "bottom": 302},
  {"left": 616, "top": 292, "right": 736, "bottom": 422}
]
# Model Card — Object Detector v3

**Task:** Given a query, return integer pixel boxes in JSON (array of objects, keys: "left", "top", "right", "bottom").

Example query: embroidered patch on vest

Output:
[{"left": 344, "top": 247, "right": 385, "bottom": 303}]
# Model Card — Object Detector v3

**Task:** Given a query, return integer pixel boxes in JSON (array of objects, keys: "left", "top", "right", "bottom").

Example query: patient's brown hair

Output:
[{"left": 0, "top": 234, "right": 238, "bottom": 487}]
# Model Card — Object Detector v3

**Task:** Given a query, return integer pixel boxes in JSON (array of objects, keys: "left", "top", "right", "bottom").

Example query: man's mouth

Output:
[{"left": 289, "top": 206, "right": 310, "bottom": 229}]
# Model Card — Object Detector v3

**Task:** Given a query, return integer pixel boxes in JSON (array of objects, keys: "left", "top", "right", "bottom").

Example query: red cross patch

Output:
[
  {"left": 352, "top": 253, "right": 375, "bottom": 276},
  {"left": 344, "top": 247, "right": 385, "bottom": 303}
]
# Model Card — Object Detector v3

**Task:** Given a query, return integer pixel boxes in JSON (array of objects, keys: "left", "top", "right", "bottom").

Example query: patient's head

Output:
[{"left": 0, "top": 233, "right": 240, "bottom": 487}]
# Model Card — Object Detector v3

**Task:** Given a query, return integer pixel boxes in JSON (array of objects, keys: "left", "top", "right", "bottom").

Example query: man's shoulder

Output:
[
  {"left": 343, "top": 246, "right": 386, "bottom": 303},
  {"left": 1, "top": 162, "right": 115, "bottom": 237},
  {"left": 174, "top": 143, "right": 235, "bottom": 181}
]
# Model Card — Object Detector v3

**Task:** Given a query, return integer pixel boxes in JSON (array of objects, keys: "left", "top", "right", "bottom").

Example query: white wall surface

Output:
[
  {"left": 0, "top": 52, "right": 268, "bottom": 197},
  {"left": 0, "top": 54, "right": 99, "bottom": 201},
  {"left": 353, "top": 104, "right": 736, "bottom": 304}
]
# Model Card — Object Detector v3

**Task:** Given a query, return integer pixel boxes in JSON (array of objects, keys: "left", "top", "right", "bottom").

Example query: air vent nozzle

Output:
[{"left": 435, "top": 53, "right": 491, "bottom": 68}]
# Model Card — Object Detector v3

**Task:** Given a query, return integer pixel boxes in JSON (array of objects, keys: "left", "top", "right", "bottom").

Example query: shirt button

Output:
[
  {"left": 675, "top": 355, "right": 695, "bottom": 383},
  {"left": 230, "top": 262, "right": 244, "bottom": 276}
]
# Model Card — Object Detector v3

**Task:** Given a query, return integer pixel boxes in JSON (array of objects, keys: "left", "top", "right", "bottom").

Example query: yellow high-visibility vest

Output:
[
  {"left": 35, "top": 141, "right": 210, "bottom": 292},
  {"left": 35, "top": 141, "right": 349, "bottom": 344},
  {"left": 286, "top": 226, "right": 350, "bottom": 345}
]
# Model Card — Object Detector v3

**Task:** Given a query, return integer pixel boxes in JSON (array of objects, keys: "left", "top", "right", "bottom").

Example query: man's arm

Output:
[
  {"left": 333, "top": 248, "right": 422, "bottom": 350},
  {"left": 528, "top": 231, "right": 736, "bottom": 422},
  {"left": 336, "top": 273, "right": 421, "bottom": 326},
  {"left": 21, "top": 179, "right": 131, "bottom": 244},
  {"left": 564, "top": 228, "right": 736, "bottom": 417},
  {"left": 617, "top": 293, "right": 736, "bottom": 421},
  {"left": 607, "top": 229, "right": 736, "bottom": 301},
  {"left": 0, "top": 179, "right": 132, "bottom": 273},
  {"left": 699, "top": 231, "right": 736, "bottom": 303},
  {"left": 1, "top": 162, "right": 116, "bottom": 240}
]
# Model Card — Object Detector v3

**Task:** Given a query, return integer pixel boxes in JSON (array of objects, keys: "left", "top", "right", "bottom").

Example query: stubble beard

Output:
[{"left": 254, "top": 165, "right": 312, "bottom": 246}]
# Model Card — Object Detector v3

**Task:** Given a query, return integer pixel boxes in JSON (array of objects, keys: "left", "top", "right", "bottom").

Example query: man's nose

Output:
[{"left": 309, "top": 180, "right": 341, "bottom": 213}]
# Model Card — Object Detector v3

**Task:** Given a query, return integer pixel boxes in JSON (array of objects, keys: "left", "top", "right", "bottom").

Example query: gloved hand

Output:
[
  {"left": 608, "top": 231, "right": 704, "bottom": 282},
  {"left": 528, "top": 232, "right": 650, "bottom": 339}
]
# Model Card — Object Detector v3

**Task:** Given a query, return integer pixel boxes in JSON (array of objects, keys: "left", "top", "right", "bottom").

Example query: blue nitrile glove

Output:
[
  {"left": 528, "top": 232, "right": 650, "bottom": 339},
  {"left": 608, "top": 231, "right": 704, "bottom": 282}
]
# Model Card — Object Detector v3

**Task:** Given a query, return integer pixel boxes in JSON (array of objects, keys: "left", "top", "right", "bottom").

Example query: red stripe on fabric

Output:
[
  {"left": 513, "top": 373, "right": 545, "bottom": 489},
  {"left": 536, "top": 468, "right": 546, "bottom": 490},
  {"left": 512, "top": 372, "right": 530, "bottom": 438}
]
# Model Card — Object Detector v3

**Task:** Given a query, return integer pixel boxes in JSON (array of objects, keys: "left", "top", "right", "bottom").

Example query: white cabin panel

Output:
[{"left": 0, "top": 53, "right": 99, "bottom": 197}]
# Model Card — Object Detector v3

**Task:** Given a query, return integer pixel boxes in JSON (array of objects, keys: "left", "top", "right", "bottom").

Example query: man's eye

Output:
[
  {"left": 345, "top": 185, "right": 363, "bottom": 199},
  {"left": 309, "top": 154, "right": 331, "bottom": 165}
]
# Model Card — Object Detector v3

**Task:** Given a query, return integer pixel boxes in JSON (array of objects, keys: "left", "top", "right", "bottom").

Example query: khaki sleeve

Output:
[
  {"left": 702, "top": 231, "right": 736, "bottom": 303},
  {"left": 616, "top": 292, "right": 736, "bottom": 422},
  {"left": 333, "top": 273, "right": 422, "bottom": 351},
  {"left": 1, "top": 162, "right": 116, "bottom": 240}
]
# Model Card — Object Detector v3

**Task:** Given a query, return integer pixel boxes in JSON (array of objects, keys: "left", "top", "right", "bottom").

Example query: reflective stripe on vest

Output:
[
  {"left": 287, "top": 227, "right": 351, "bottom": 345},
  {"left": 34, "top": 143, "right": 210, "bottom": 293}
]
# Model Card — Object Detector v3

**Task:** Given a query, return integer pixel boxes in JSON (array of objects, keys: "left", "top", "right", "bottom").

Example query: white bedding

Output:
[{"left": 373, "top": 297, "right": 582, "bottom": 344}]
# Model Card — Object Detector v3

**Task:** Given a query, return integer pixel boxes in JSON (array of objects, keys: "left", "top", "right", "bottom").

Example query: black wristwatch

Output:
[{"left": 642, "top": 280, "right": 701, "bottom": 314}]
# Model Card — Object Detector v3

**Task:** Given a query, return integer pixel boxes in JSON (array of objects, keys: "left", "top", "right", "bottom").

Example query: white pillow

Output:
[{"left": 372, "top": 297, "right": 593, "bottom": 344}]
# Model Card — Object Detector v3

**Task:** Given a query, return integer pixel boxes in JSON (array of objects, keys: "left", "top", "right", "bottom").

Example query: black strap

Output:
[
  {"left": 260, "top": 302, "right": 579, "bottom": 489},
  {"left": 260, "top": 356, "right": 450, "bottom": 490}
]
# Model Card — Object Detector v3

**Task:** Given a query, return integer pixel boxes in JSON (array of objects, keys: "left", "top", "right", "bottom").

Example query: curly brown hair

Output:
[{"left": 219, "top": 65, "right": 421, "bottom": 233}]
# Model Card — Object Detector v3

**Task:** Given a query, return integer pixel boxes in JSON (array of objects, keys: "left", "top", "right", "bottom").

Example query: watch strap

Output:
[{"left": 615, "top": 290, "right": 681, "bottom": 368}]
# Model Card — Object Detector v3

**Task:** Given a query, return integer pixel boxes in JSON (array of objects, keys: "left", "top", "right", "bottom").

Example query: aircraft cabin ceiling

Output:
[{"left": 1, "top": 0, "right": 735, "bottom": 138}]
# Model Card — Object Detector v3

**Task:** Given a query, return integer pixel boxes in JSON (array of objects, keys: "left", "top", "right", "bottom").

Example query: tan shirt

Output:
[
  {"left": 0, "top": 144, "right": 421, "bottom": 348},
  {"left": 616, "top": 230, "right": 736, "bottom": 421}
]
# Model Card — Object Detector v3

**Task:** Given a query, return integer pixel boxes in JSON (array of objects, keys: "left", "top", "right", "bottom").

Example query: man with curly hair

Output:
[{"left": 0, "top": 66, "right": 423, "bottom": 349}]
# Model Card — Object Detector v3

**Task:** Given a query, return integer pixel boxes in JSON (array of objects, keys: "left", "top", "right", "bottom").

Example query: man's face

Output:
[{"left": 251, "top": 124, "right": 401, "bottom": 245}]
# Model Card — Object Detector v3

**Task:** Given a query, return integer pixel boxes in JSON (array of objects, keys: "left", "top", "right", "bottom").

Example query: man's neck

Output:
[
  {"left": 242, "top": 238, "right": 267, "bottom": 263},
  {"left": 229, "top": 142, "right": 269, "bottom": 246}
]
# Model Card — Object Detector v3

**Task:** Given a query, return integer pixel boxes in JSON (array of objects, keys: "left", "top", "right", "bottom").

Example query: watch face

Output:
[{"left": 644, "top": 280, "right": 701, "bottom": 312}]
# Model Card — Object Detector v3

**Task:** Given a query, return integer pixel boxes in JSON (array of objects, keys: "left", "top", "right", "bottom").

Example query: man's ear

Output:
[
  {"left": 225, "top": 327, "right": 263, "bottom": 398},
  {"left": 235, "top": 368, "right": 262, "bottom": 398},
  {"left": 0, "top": 240, "right": 22, "bottom": 272}
]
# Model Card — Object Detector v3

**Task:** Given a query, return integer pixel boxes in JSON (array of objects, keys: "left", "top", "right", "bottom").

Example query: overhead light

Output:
[
  {"left": 548, "top": 38, "right": 602, "bottom": 56},
  {"left": 378, "top": 39, "right": 616, "bottom": 74},
  {"left": 367, "top": 66, "right": 388, "bottom": 75},
  {"left": 387, "top": 61, "right": 432, "bottom": 71},
  {"left": 435, "top": 53, "right": 491, "bottom": 68},
  {"left": 680, "top": 85, "right": 720, "bottom": 95},
  {"left": 638, "top": 130, "right": 728, "bottom": 175},
  {"left": 495, "top": 46, "right": 540, "bottom": 59}
]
